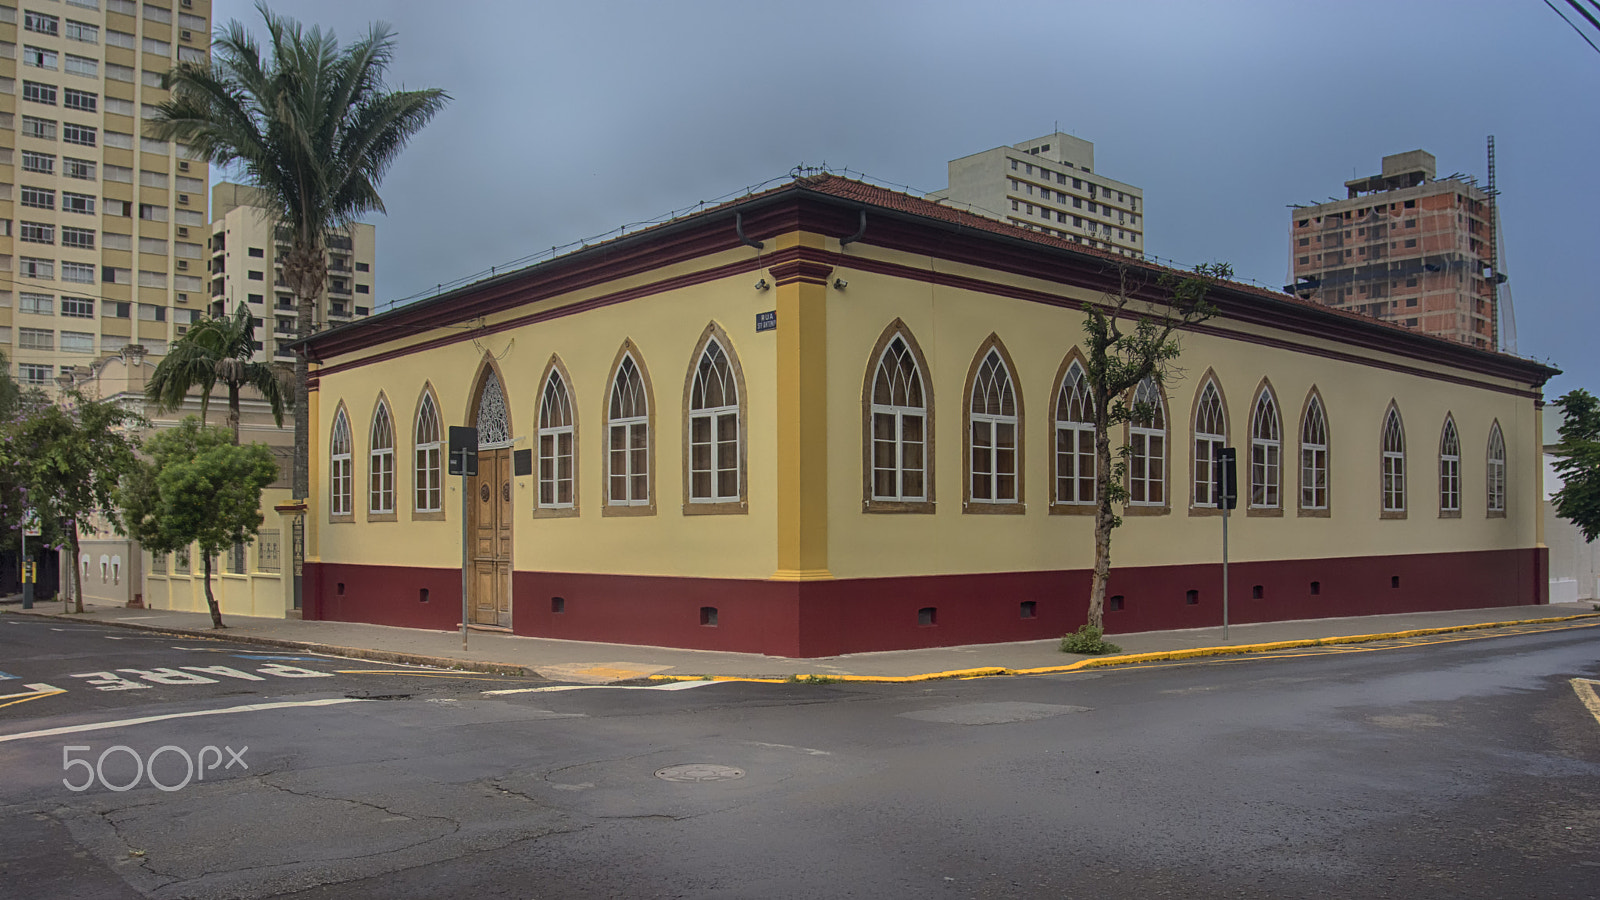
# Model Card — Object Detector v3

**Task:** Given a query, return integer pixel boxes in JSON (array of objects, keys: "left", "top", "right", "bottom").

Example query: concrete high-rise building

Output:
[
  {"left": 1286, "top": 150, "right": 1497, "bottom": 350},
  {"left": 207, "top": 182, "right": 375, "bottom": 364},
  {"left": 928, "top": 131, "right": 1145, "bottom": 257},
  {"left": 0, "top": 0, "right": 214, "bottom": 396}
]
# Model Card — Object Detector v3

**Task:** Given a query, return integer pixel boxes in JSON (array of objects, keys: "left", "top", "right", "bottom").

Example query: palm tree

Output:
[
  {"left": 146, "top": 1, "right": 447, "bottom": 499},
  {"left": 146, "top": 304, "right": 290, "bottom": 444}
]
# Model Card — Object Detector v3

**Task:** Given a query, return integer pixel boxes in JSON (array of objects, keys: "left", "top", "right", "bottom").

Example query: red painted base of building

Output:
[{"left": 302, "top": 547, "right": 1548, "bottom": 658}]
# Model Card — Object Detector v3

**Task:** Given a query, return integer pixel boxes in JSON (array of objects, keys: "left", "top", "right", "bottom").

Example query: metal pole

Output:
[
  {"left": 461, "top": 465, "right": 469, "bottom": 652},
  {"left": 1222, "top": 503, "right": 1230, "bottom": 641},
  {"left": 20, "top": 517, "right": 31, "bottom": 610}
]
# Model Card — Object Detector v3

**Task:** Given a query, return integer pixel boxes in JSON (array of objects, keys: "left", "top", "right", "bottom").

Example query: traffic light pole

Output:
[
  {"left": 1216, "top": 447, "right": 1238, "bottom": 642},
  {"left": 20, "top": 518, "right": 31, "bottom": 610},
  {"left": 447, "top": 426, "right": 479, "bottom": 653}
]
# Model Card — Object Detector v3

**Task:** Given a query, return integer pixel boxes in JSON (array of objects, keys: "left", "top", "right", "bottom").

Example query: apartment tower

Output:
[
  {"left": 0, "top": 0, "right": 213, "bottom": 394},
  {"left": 208, "top": 182, "right": 375, "bottom": 364},
  {"left": 1286, "top": 150, "right": 1497, "bottom": 349},
  {"left": 928, "top": 131, "right": 1145, "bottom": 257}
]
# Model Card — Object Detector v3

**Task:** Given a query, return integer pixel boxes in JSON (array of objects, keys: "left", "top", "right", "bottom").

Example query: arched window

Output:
[
  {"left": 538, "top": 368, "right": 575, "bottom": 509},
  {"left": 608, "top": 353, "right": 650, "bottom": 506},
  {"left": 330, "top": 407, "right": 352, "bottom": 518},
  {"left": 1129, "top": 377, "right": 1166, "bottom": 506},
  {"left": 1439, "top": 416, "right": 1461, "bottom": 515},
  {"left": 689, "top": 337, "right": 740, "bottom": 503},
  {"left": 1193, "top": 380, "right": 1226, "bottom": 508},
  {"left": 1300, "top": 394, "right": 1328, "bottom": 511},
  {"left": 1382, "top": 407, "right": 1406, "bottom": 514},
  {"left": 1486, "top": 421, "right": 1506, "bottom": 515},
  {"left": 871, "top": 333, "right": 928, "bottom": 502},
  {"left": 968, "top": 347, "right": 1018, "bottom": 504},
  {"left": 1056, "top": 361, "right": 1095, "bottom": 505},
  {"left": 1249, "top": 387, "right": 1281, "bottom": 509},
  {"left": 414, "top": 390, "right": 442, "bottom": 513},
  {"left": 369, "top": 398, "right": 395, "bottom": 515}
]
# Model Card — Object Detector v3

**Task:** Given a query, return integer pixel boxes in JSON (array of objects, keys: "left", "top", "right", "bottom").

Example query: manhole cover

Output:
[{"left": 654, "top": 764, "right": 745, "bottom": 783}]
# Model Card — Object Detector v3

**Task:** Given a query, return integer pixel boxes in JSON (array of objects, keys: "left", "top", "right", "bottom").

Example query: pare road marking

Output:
[{"left": 1572, "top": 678, "right": 1600, "bottom": 726}]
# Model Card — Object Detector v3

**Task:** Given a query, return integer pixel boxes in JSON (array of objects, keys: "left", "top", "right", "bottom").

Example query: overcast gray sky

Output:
[{"left": 216, "top": 0, "right": 1598, "bottom": 397}]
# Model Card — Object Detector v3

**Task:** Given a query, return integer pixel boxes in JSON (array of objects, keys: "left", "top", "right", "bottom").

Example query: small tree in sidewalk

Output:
[
  {"left": 1077, "top": 260, "right": 1230, "bottom": 641},
  {"left": 121, "top": 417, "right": 278, "bottom": 628},
  {"left": 1551, "top": 388, "right": 1600, "bottom": 541},
  {"left": 6, "top": 391, "right": 144, "bottom": 612}
]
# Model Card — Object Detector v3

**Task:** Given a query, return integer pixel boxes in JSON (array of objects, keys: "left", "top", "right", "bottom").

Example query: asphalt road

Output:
[{"left": 2, "top": 616, "right": 1598, "bottom": 899}]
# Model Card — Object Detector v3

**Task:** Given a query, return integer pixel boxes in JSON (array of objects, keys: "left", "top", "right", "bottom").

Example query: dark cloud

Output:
[{"left": 219, "top": 0, "right": 1596, "bottom": 393}]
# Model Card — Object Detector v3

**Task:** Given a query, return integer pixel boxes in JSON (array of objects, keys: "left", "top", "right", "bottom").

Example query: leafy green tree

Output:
[
  {"left": 1079, "top": 261, "right": 1230, "bottom": 634},
  {"left": 1551, "top": 389, "right": 1600, "bottom": 542},
  {"left": 6, "top": 391, "right": 144, "bottom": 612},
  {"left": 121, "top": 418, "right": 279, "bottom": 629},
  {"left": 146, "top": 303, "right": 290, "bottom": 443},
  {"left": 148, "top": 2, "right": 448, "bottom": 503}
]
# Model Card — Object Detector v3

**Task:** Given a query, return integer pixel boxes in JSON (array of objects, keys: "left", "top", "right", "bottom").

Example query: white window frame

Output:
[
  {"left": 1382, "top": 409, "right": 1406, "bottom": 513},
  {"left": 968, "top": 348, "right": 1018, "bottom": 504},
  {"left": 1193, "top": 381, "right": 1226, "bottom": 508},
  {"left": 1055, "top": 362, "right": 1095, "bottom": 505},
  {"left": 1128, "top": 378, "right": 1166, "bottom": 506},
  {"left": 413, "top": 393, "right": 442, "bottom": 513},
  {"left": 1487, "top": 422, "right": 1506, "bottom": 514},
  {"left": 368, "top": 401, "right": 394, "bottom": 515},
  {"left": 870, "top": 335, "right": 928, "bottom": 502},
  {"left": 688, "top": 338, "right": 741, "bottom": 504},
  {"left": 330, "top": 410, "right": 353, "bottom": 518},
  {"left": 1249, "top": 389, "right": 1281, "bottom": 509},
  {"left": 1439, "top": 416, "right": 1460, "bottom": 514},
  {"left": 1300, "top": 396, "right": 1329, "bottom": 511},
  {"left": 607, "top": 355, "right": 649, "bottom": 506},
  {"left": 538, "top": 371, "right": 575, "bottom": 509}
]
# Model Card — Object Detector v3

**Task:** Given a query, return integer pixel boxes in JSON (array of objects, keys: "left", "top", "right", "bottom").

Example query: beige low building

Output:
[
  {"left": 58, "top": 344, "right": 295, "bottom": 615},
  {"left": 292, "top": 174, "right": 1554, "bottom": 657}
]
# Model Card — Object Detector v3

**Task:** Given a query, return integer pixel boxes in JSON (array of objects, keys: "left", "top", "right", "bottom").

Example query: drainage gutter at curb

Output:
[
  {"left": 0, "top": 610, "right": 543, "bottom": 679},
  {"left": 646, "top": 613, "right": 1600, "bottom": 685}
]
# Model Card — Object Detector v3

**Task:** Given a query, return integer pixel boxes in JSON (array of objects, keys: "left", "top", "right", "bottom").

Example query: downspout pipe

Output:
[
  {"left": 735, "top": 212, "right": 763, "bottom": 249},
  {"left": 840, "top": 209, "right": 867, "bottom": 246}
]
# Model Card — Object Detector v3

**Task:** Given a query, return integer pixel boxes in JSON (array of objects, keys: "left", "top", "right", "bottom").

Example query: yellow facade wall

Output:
[
  {"left": 314, "top": 266, "right": 780, "bottom": 579},
  {"left": 822, "top": 241, "right": 1538, "bottom": 579}
]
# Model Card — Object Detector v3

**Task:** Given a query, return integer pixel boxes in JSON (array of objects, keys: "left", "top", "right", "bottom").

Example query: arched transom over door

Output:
[{"left": 469, "top": 368, "right": 513, "bottom": 627}]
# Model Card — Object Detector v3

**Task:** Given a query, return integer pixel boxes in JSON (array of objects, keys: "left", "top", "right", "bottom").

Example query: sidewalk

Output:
[{"left": 4, "top": 597, "right": 1596, "bottom": 684}]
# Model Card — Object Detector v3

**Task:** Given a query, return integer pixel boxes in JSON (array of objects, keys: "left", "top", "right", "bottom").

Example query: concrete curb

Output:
[
  {"left": 646, "top": 613, "right": 1600, "bottom": 684},
  {"left": 0, "top": 610, "right": 545, "bottom": 679}
]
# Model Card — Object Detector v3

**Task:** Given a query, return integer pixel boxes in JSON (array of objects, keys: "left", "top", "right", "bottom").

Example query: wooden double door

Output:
[{"left": 468, "top": 447, "right": 512, "bottom": 627}]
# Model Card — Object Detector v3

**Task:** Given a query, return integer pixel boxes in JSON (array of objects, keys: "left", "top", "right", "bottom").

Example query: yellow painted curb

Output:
[{"left": 645, "top": 613, "right": 1600, "bottom": 685}]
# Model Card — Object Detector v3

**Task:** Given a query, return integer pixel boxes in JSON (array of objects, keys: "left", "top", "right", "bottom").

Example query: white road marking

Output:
[
  {"left": 0, "top": 697, "right": 367, "bottom": 744},
  {"left": 744, "top": 741, "right": 832, "bottom": 756},
  {"left": 1571, "top": 678, "right": 1600, "bottom": 726},
  {"left": 483, "top": 680, "right": 717, "bottom": 696},
  {"left": 0, "top": 683, "right": 64, "bottom": 701}
]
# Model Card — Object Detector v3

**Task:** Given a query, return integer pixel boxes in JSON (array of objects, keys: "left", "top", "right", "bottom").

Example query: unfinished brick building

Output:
[{"left": 1286, "top": 150, "right": 1497, "bottom": 349}]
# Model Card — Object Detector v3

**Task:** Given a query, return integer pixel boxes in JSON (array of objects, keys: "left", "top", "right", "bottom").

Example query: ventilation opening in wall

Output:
[
  {"left": 918, "top": 607, "right": 937, "bottom": 626},
  {"left": 1019, "top": 600, "right": 1037, "bottom": 619},
  {"left": 1186, "top": 589, "right": 1199, "bottom": 605},
  {"left": 1251, "top": 585, "right": 1264, "bottom": 600},
  {"left": 336, "top": 582, "right": 345, "bottom": 596},
  {"left": 418, "top": 588, "right": 429, "bottom": 603},
  {"left": 551, "top": 596, "right": 565, "bottom": 614},
  {"left": 700, "top": 606, "right": 718, "bottom": 627},
  {"left": 1391, "top": 575, "right": 1401, "bottom": 589},
  {"left": 1310, "top": 581, "right": 1321, "bottom": 596},
  {"left": 1108, "top": 595, "right": 1125, "bottom": 612}
]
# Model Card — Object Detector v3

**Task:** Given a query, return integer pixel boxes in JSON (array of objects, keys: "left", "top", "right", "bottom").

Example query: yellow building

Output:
[
  {"left": 300, "top": 175, "right": 1555, "bottom": 657},
  {"left": 0, "top": 0, "right": 213, "bottom": 395}
]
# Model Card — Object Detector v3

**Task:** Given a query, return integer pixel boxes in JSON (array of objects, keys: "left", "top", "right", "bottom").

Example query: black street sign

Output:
[
  {"left": 1215, "top": 447, "right": 1238, "bottom": 510},
  {"left": 513, "top": 448, "right": 533, "bottom": 477},
  {"left": 448, "top": 426, "right": 479, "bottom": 476}
]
